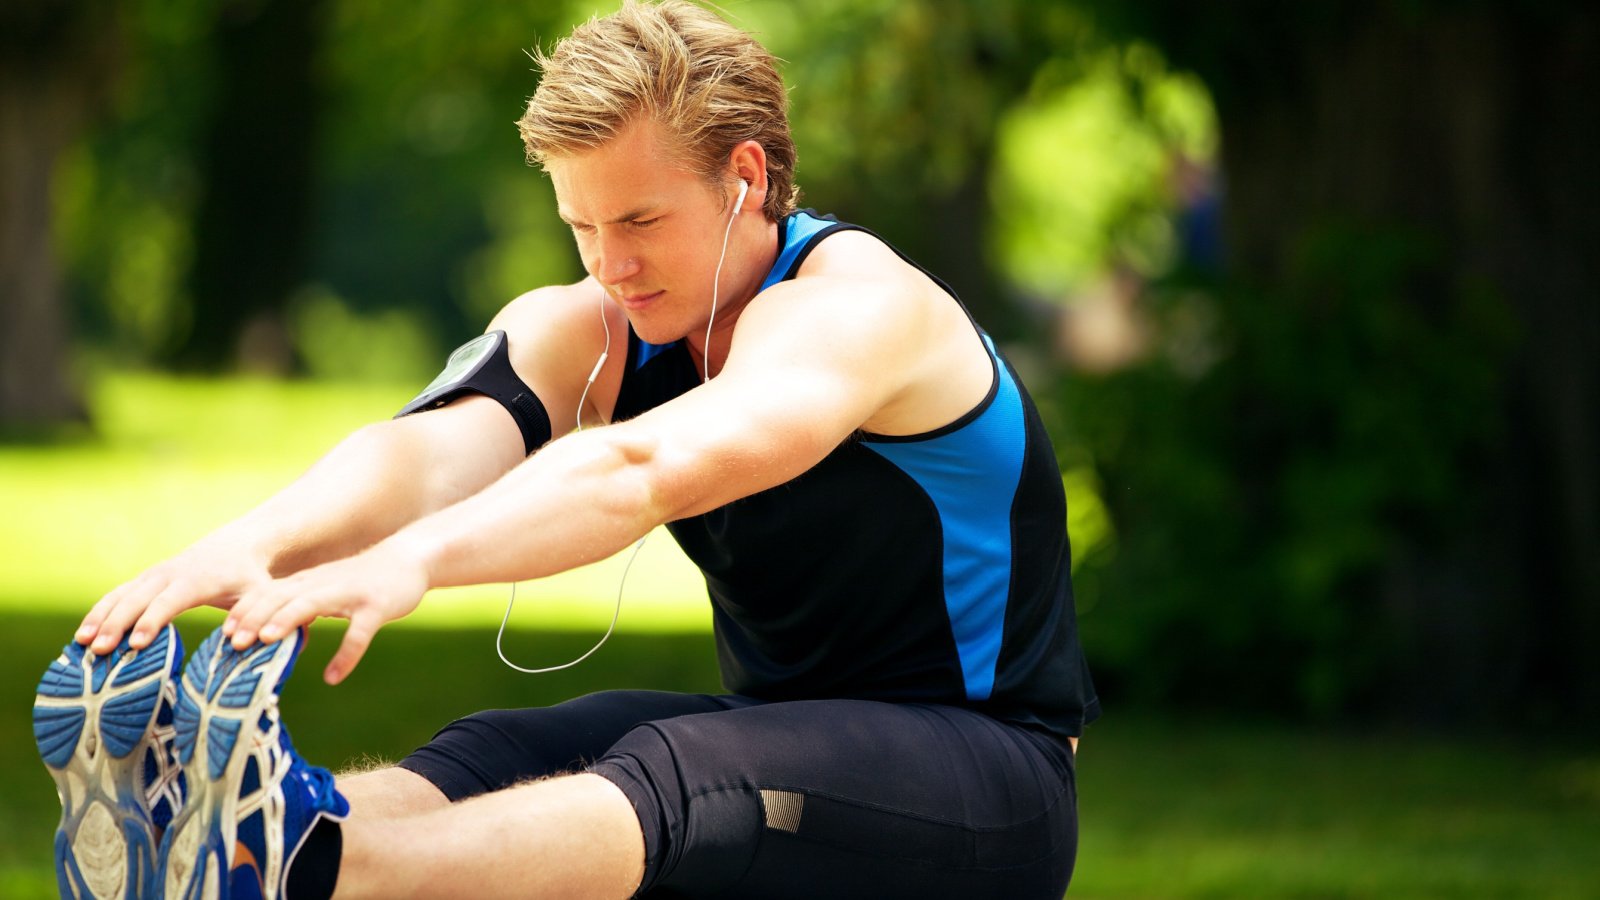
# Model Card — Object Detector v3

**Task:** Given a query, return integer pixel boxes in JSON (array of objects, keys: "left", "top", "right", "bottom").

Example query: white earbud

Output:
[{"left": 734, "top": 178, "right": 749, "bottom": 214}]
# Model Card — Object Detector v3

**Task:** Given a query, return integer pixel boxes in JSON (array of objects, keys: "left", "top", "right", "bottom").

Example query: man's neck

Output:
[{"left": 688, "top": 216, "right": 781, "bottom": 374}]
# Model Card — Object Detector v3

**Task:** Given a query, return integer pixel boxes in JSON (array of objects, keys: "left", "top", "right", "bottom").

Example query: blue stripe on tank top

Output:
[
  {"left": 759, "top": 212, "right": 836, "bottom": 293},
  {"left": 633, "top": 334, "right": 677, "bottom": 370},
  {"left": 861, "top": 334, "right": 1026, "bottom": 701}
]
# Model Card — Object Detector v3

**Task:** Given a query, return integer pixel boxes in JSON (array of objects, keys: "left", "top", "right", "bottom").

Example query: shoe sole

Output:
[
  {"left": 160, "top": 628, "right": 304, "bottom": 900},
  {"left": 33, "top": 625, "right": 182, "bottom": 900}
]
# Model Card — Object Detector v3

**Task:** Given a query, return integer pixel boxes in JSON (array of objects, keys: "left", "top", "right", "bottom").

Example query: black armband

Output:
[{"left": 395, "top": 330, "right": 551, "bottom": 455}]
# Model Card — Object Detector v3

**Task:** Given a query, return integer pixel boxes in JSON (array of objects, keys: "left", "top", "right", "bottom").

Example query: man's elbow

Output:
[{"left": 552, "top": 427, "right": 682, "bottom": 525}]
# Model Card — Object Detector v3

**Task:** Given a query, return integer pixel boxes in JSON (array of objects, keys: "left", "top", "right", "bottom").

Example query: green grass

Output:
[
  {"left": 5, "top": 613, "right": 1599, "bottom": 898},
  {"left": 5, "top": 374, "right": 1600, "bottom": 896},
  {"left": 1, "top": 612, "right": 723, "bottom": 898},
  {"left": 1074, "top": 716, "right": 1600, "bottom": 898},
  {"left": 0, "top": 373, "right": 710, "bottom": 630}
]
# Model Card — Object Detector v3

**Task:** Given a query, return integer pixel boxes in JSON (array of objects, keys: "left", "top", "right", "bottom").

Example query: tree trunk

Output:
[
  {"left": 1183, "top": 3, "right": 1600, "bottom": 723},
  {"left": 0, "top": 3, "right": 120, "bottom": 429},
  {"left": 841, "top": 146, "right": 1021, "bottom": 339},
  {"left": 169, "top": 0, "right": 323, "bottom": 372}
]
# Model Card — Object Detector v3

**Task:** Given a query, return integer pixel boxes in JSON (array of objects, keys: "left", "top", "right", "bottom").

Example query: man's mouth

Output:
[{"left": 618, "top": 290, "right": 664, "bottom": 310}]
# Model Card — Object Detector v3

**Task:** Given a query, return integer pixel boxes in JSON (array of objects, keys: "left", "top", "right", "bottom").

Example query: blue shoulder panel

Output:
[
  {"left": 760, "top": 212, "right": 838, "bottom": 293},
  {"left": 861, "top": 334, "right": 1026, "bottom": 700}
]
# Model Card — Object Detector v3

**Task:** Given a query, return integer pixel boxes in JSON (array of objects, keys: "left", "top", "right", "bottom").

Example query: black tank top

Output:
[{"left": 612, "top": 211, "right": 1099, "bottom": 739}]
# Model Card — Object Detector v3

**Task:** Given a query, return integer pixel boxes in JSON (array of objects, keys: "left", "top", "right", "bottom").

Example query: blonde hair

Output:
[{"left": 518, "top": 0, "right": 799, "bottom": 221}]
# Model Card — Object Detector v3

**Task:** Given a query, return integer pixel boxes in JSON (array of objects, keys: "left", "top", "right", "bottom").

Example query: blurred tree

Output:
[
  {"left": 20, "top": 0, "right": 1594, "bottom": 727},
  {"left": 757, "top": 0, "right": 1102, "bottom": 336},
  {"left": 1082, "top": 0, "right": 1599, "bottom": 723},
  {"left": 169, "top": 0, "right": 325, "bottom": 372},
  {"left": 49, "top": 0, "right": 584, "bottom": 383},
  {"left": 309, "top": 0, "right": 584, "bottom": 352},
  {"left": 0, "top": 0, "right": 121, "bottom": 427}
]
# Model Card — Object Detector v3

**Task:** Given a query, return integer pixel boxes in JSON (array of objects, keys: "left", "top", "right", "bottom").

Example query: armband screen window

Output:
[{"left": 395, "top": 330, "right": 551, "bottom": 455}]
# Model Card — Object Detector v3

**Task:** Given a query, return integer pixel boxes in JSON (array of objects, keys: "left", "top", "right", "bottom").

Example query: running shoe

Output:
[
  {"left": 34, "top": 624, "right": 185, "bottom": 899},
  {"left": 158, "top": 625, "right": 349, "bottom": 900}
]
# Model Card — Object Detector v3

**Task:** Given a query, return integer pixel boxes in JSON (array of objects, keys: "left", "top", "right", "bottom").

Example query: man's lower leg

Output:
[
  {"left": 337, "top": 766, "right": 449, "bottom": 820},
  {"left": 333, "top": 773, "right": 644, "bottom": 900}
]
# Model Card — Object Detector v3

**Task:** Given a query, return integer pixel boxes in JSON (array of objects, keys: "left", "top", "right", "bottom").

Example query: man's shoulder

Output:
[
  {"left": 748, "top": 225, "right": 939, "bottom": 338},
  {"left": 788, "top": 225, "right": 904, "bottom": 282},
  {"left": 747, "top": 218, "right": 995, "bottom": 439},
  {"left": 485, "top": 278, "right": 617, "bottom": 402},
  {"left": 490, "top": 280, "right": 598, "bottom": 335}
]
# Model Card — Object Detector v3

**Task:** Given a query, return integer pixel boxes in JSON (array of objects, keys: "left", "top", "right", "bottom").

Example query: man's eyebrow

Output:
[{"left": 558, "top": 206, "right": 659, "bottom": 226}]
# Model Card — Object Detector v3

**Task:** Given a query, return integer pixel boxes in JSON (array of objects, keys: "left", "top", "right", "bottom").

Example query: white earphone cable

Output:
[
  {"left": 495, "top": 534, "right": 646, "bottom": 674},
  {"left": 494, "top": 287, "right": 621, "bottom": 672},
  {"left": 575, "top": 282, "right": 612, "bottom": 431},
  {"left": 703, "top": 179, "right": 748, "bottom": 384},
  {"left": 496, "top": 179, "right": 745, "bottom": 673}
]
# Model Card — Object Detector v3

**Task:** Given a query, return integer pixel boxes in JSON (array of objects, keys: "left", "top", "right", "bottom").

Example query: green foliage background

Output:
[
  {"left": 6, "top": 0, "right": 1599, "bottom": 894},
  {"left": 26, "top": 0, "right": 1594, "bottom": 734}
]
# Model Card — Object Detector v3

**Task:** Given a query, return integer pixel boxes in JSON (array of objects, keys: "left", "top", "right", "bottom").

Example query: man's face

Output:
[{"left": 548, "top": 118, "right": 733, "bottom": 346}]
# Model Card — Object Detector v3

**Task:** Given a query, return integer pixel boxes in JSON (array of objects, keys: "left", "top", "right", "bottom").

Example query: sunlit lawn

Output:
[
  {"left": 0, "top": 373, "right": 711, "bottom": 631},
  {"left": 3, "top": 375, "right": 1598, "bottom": 898}
]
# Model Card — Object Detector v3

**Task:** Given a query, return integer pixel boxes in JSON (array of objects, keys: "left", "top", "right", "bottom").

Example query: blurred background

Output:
[{"left": 2, "top": 0, "right": 1597, "bottom": 896}]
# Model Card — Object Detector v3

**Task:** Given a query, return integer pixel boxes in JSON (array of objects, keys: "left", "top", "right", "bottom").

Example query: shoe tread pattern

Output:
[{"left": 33, "top": 625, "right": 182, "bottom": 900}]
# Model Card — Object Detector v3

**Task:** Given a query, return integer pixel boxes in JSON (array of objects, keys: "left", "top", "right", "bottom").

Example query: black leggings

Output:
[{"left": 399, "top": 691, "right": 1077, "bottom": 899}]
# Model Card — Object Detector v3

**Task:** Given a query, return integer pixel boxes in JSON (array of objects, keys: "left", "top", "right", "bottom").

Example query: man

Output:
[{"left": 35, "top": 1, "right": 1098, "bottom": 897}]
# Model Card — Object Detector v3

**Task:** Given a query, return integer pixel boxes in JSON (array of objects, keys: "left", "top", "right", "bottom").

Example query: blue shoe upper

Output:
[{"left": 162, "top": 625, "right": 348, "bottom": 899}]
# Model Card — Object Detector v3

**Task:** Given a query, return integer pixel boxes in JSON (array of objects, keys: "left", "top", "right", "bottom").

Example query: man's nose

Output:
[{"left": 594, "top": 234, "right": 641, "bottom": 286}]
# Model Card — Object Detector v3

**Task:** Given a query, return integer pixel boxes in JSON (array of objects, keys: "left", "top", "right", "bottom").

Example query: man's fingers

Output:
[
  {"left": 89, "top": 574, "right": 175, "bottom": 654},
  {"left": 80, "top": 572, "right": 161, "bottom": 649},
  {"left": 131, "top": 581, "right": 227, "bottom": 649},
  {"left": 211, "top": 551, "right": 415, "bottom": 680},
  {"left": 325, "top": 613, "right": 379, "bottom": 685},
  {"left": 228, "top": 589, "right": 286, "bottom": 649},
  {"left": 76, "top": 593, "right": 120, "bottom": 645},
  {"left": 82, "top": 550, "right": 270, "bottom": 654},
  {"left": 232, "top": 578, "right": 334, "bottom": 649},
  {"left": 259, "top": 595, "right": 323, "bottom": 645}
]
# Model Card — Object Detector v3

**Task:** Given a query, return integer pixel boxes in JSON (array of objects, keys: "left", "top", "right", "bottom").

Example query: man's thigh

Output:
[
  {"left": 397, "top": 690, "right": 752, "bottom": 801},
  {"left": 591, "top": 699, "right": 1079, "bottom": 900}
]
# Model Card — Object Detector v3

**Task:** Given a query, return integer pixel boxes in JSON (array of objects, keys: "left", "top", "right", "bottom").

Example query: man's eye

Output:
[{"left": 631, "top": 218, "right": 661, "bottom": 229}]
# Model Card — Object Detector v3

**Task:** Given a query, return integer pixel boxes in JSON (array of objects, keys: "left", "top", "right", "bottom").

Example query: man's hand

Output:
[
  {"left": 222, "top": 541, "right": 429, "bottom": 685},
  {"left": 77, "top": 536, "right": 273, "bottom": 655}
]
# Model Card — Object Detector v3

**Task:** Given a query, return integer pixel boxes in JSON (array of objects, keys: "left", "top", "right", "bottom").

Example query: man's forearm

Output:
[
  {"left": 222, "top": 420, "right": 500, "bottom": 576},
  {"left": 80, "top": 413, "right": 521, "bottom": 653},
  {"left": 386, "top": 425, "right": 665, "bottom": 590}
]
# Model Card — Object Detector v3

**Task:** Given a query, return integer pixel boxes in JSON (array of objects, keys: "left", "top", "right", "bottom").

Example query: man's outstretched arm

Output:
[
  {"left": 75, "top": 395, "right": 526, "bottom": 654},
  {"left": 221, "top": 271, "right": 935, "bottom": 684},
  {"left": 77, "top": 283, "right": 610, "bottom": 655}
]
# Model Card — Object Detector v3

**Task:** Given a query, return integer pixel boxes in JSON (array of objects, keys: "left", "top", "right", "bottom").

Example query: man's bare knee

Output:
[{"left": 337, "top": 765, "right": 450, "bottom": 820}]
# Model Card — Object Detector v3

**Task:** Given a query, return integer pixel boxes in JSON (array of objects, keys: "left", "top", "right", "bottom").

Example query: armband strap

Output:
[{"left": 394, "top": 330, "right": 551, "bottom": 455}]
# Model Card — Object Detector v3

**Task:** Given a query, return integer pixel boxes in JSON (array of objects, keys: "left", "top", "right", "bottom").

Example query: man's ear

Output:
[{"left": 728, "top": 140, "right": 768, "bottom": 204}]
